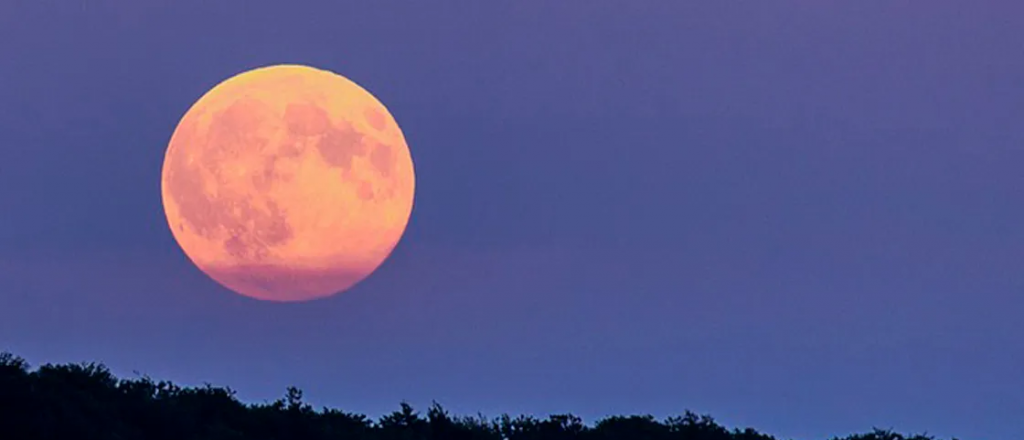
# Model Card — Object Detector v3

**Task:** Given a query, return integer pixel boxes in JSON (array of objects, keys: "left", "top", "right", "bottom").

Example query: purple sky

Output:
[{"left": 1, "top": 2, "right": 1022, "bottom": 439}]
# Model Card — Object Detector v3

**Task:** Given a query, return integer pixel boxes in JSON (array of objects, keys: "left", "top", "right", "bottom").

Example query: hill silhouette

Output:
[{"left": 0, "top": 352, "right": 952, "bottom": 440}]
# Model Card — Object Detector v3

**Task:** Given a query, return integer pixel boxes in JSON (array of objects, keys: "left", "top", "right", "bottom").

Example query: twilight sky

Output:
[{"left": 1, "top": 2, "right": 1022, "bottom": 439}]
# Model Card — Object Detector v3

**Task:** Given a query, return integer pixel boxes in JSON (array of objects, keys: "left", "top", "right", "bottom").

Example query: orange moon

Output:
[{"left": 161, "top": 64, "right": 415, "bottom": 302}]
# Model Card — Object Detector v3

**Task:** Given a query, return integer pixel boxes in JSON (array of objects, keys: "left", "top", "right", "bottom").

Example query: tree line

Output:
[{"left": 0, "top": 352, "right": 952, "bottom": 440}]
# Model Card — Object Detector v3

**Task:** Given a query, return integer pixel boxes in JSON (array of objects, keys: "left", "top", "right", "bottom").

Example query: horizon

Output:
[{"left": 0, "top": 350, "right": 942, "bottom": 440}]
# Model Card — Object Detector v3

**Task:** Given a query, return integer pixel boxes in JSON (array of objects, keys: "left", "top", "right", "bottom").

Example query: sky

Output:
[{"left": 1, "top": 1, "right": 1022, "bottom": 439}]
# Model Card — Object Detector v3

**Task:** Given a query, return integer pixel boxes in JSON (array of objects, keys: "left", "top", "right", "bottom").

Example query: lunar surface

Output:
[{"left": 161, "top": 64, "right": 415, "bottom": 302}]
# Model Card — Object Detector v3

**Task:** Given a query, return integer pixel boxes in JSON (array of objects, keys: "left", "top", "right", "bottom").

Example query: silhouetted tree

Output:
[
  {"left": 0, "top": 351, "right": 961, "bottom": 440},
  {"left": 830, "top": 428, "right": 944, "bottom": 440},
  {"left": 593, "top": 415, "right": 670, "bottom": 440}
]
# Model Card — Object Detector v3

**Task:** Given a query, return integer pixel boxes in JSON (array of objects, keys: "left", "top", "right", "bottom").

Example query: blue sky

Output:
[{"left": 1, "top": 2, "right": 1022, "bottom": 439}]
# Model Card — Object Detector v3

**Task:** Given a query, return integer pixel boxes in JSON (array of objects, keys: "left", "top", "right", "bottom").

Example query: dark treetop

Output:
[{"left": 0, "top": 352, "right": 952, "bottom": 440}]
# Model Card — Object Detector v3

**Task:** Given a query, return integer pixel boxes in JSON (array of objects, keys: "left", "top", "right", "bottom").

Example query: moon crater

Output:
[{"left": 316, "top": 121, "right": 365, "bottom": 169}]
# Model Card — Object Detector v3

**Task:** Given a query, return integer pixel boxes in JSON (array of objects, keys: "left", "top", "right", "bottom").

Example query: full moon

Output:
[{"left": 161, "top": 64, "right": 415, "bottom": 302}]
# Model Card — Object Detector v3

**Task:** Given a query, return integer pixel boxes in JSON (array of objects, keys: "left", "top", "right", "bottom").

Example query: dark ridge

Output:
[{"left": 0, "top": 352, "right": 954, "bottom": 440}]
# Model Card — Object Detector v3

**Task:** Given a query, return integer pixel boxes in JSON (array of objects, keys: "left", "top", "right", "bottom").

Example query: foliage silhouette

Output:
[{"left": 0, "top": 352, "right": 956, "bottom": 440}]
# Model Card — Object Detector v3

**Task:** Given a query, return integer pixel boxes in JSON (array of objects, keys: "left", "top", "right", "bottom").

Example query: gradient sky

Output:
[{"left": 1, "top": 2, "right": 1022, "bottom": 439}]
